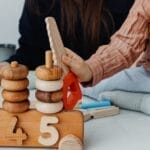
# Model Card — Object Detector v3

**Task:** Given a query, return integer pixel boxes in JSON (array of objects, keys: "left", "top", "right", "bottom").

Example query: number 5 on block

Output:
[{"left": 38, "top": 116, "right": 59, "bottom": 146}]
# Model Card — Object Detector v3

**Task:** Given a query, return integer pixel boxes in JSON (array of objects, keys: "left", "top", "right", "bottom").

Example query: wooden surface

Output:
[{"left": 0, "top": 109, "right": 84, "bottom": 148}]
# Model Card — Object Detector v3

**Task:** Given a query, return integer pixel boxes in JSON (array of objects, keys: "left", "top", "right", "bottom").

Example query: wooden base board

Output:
[{"left": 0, "top": 109, "right": 84, "bottom": 148}]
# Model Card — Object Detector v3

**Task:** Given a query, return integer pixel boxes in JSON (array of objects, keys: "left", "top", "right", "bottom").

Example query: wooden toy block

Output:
[
  {"left": 0, "top": 109, "right": 84, "bottom": 148},
  {"left": 80, "top": 106, "right": 120, "bottom": 121}
]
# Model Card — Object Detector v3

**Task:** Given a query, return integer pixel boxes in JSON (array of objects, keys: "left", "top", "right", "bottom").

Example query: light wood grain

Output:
[
  {"left": 59, "top": 134, "right": 83, "bottom": 150},
  {"left": 0, "top": 109, "right": 84, "bottom": 148}
]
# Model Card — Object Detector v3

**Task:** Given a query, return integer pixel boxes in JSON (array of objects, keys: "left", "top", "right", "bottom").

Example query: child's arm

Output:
[{"left": 62, "top": 0, "right": 150, "bottom": 86}]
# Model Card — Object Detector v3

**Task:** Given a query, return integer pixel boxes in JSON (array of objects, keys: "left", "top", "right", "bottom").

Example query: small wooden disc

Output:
[{"left": 59, "top": 134, "right": 83, "bottom": 150}]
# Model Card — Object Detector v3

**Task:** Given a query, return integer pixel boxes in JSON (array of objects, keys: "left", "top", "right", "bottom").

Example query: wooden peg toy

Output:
[
  {"left": 1, "top": 61, "right": 30, "bottom": 113},
  {"left": 35, "top": 50, "right": 64, "bottom": 114},
  {"left": 0, "top": 18, "right": 84, "bottom": 149},
  {"left": 0, "top": 109, "right": 84, "bottom": 148}
]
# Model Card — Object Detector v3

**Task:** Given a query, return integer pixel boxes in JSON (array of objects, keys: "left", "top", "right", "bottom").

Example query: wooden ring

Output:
[
  {"left": 2, "top": 100, "right": 30, "bottom": 113},
  {"left": 2, "top": 89, "right": 29, "bottom": 102},
  {"left": 1, "top": 61, "right": 28, "bottom": 80},
  {"left": 35, "top": 100, "right": 63, "bottom": 114},
  {"left": 35, "top": 89, "right": 63, "bottom": 103},
  {"left": 36, "top": 78, "right": 63, "bottom": 92},
  {"left": 1, "top": 78, "right": 29, "bottom": 91}
]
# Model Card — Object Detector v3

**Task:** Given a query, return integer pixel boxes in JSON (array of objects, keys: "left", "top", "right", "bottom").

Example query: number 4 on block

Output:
[{"left": 5, "top": 116, "right": 28, "bottom": 145}]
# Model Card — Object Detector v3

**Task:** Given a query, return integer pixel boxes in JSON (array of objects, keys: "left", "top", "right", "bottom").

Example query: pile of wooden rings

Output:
[
  {"left": 1, "top": 61, "right": 30, "bottom": 113},
  {"left": 35, "top": 51, "right": 63, "bottom": 114}
]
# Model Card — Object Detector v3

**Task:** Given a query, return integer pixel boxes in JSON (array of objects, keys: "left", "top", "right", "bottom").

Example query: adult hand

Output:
[{"left": 62, "top": 48, "right": 92, "bottom": 83}]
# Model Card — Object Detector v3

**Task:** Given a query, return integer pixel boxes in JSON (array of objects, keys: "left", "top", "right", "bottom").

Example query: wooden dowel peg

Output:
[
  {"left": 10, "top": 61, "right": 18, "bottom": 68},
  {"left": 45, "top": 50, "right": 53, "bottom": 68}
]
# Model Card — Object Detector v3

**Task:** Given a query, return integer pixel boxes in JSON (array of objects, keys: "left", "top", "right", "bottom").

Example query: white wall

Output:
[{"left": 0, "top": 0, "right": 24, "bottom": 47}]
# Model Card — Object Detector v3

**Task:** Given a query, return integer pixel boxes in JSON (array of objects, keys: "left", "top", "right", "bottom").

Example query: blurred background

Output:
[{"left": 0, "top": 0, "right": 24, "bottom": 47}]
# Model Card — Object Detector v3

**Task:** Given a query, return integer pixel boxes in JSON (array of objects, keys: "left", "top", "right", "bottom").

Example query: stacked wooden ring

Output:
[
  {"left": 35, "top": 51, "right": 63, "bottom": 114},
  {"left": 1, "top": 61, "right": 30, "bottom": 113}
]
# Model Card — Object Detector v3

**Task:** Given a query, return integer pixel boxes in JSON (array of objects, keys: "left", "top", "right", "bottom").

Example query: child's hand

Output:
[{"left": 62, "top": 48, "right": 92, "bottom": 83}]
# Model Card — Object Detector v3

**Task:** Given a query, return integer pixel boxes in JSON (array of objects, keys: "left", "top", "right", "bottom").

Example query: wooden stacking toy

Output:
[
  {"left": 0, "top": 59, "right": 83, "bottom": 149},
  {"left": 0, "top": 109, "right": 83, "bottom": 149},
  {"left": 1, "top": 61, "right": 30, "bottom": 113},
  {"left": 35, "top": 51, "right": 64, "bottom": 114},
  {"left": 0, "top": 17, "right": 84, "bottom": 149}
]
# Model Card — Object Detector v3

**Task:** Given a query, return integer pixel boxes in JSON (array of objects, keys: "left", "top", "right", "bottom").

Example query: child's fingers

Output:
[
  {"left": 62, "top": 54, "right": 75, "bottom": 68},
  {"left": 64, "top": 48, "right": 83, "bottom": 61}
]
